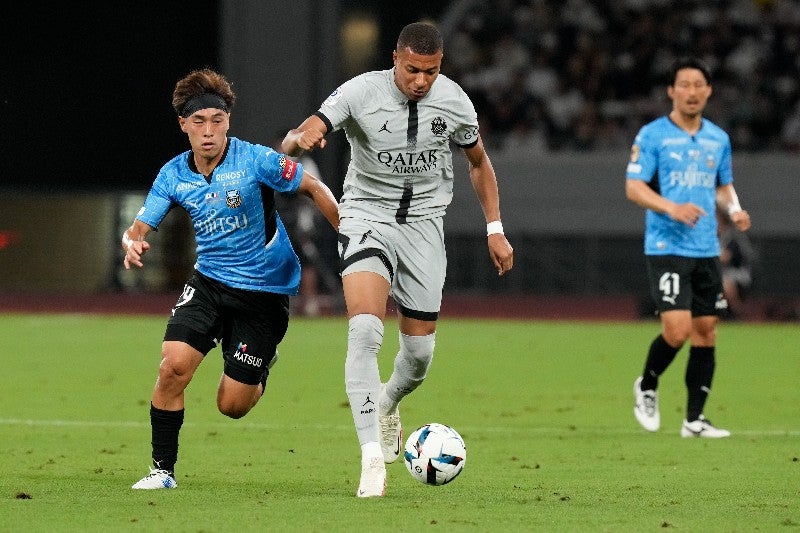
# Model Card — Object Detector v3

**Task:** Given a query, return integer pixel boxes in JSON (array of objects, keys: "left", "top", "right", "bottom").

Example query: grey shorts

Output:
[{"left": 337, "top": 217, "right": 446, "bottom": 320}]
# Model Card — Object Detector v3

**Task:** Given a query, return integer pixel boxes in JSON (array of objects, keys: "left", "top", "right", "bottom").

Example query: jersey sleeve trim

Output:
[
  {"left": 455, "top": 139, "right": 478, "bottom": 149},
  {"left": 314, "top": 111, "right": 333, "bottom": 135}
]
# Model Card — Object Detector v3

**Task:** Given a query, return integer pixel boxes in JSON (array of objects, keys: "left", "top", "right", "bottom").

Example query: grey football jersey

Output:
[{"left": 318, "top": 68, "right": 479, "bottom": 223}]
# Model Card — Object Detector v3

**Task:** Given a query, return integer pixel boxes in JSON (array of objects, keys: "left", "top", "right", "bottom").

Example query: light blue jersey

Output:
[
  {"left": 136, "top": 137, "right": 304, "bottom": 293},
  {"left": 626, "top": 116, "right": 733, "bottom": 257}
]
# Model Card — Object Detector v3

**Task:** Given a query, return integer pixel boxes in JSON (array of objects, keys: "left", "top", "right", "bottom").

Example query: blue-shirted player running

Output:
[
  {"left": 626, "top": 57, "right": 751, "bottom": 438},
  {"left": 123, "top": 68, "right": 339, "bottom": 489}
]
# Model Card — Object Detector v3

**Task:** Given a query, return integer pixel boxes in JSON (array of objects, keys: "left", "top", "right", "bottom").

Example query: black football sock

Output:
[
  {"left": 150, "top": 403, "right": 184, "bottom": 476},
  {"left": 685, "top": 346, "right": 715, "bottom": 422},
  {"left": 259, "top": 369, "right": 270, "bottom": 397},
  {"left": 259, "top": 350, "right": 279, "bottom": 397},
  {"left": 640, "top": 335, "right": 680, "bottom": 391}
]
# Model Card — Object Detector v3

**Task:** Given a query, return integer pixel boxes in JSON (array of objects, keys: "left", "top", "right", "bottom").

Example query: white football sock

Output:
[
  {"left": 345, "top": 314, "right": 384, "bottom": 447},
  {"left": 381, "top": 331, "right": 435, "bottom": 415},
  {"left": 361, "top": 442, "right": 382, "bottom": 464}
]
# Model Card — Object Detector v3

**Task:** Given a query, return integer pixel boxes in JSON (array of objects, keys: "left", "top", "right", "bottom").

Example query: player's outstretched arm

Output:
[
  {"left": 463, "top": 139, "right": 514, "bottom": 276},
  {"left": 282, "top": 115, "right": 328, "bottom": 157},
  {"left": 122, "top": 220, "right": 153, "bottom": 270},
  {"left": 297, "top": 171, "right": 340, "bottom": 232}
]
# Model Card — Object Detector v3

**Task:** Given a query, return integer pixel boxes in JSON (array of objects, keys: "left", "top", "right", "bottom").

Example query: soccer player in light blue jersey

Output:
[
  {"left": 626, "top": 57, "right": 751, "bottom": 439},
  {"left": 123, "top": 68, "right": 339, "bottom": 489},
  {"left": 283, "top": 22, "right": 514, "bottom": 497}
]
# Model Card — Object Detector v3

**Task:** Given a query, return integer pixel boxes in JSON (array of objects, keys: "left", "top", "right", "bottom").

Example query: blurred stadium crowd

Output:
[{"left": 440, "top": 0, "right": 800, "bottom": 153}]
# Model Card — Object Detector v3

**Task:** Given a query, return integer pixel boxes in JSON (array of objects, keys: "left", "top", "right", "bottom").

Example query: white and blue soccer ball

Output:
[{"left": 403, "top": 422, "right": 466, "bottom": 486}]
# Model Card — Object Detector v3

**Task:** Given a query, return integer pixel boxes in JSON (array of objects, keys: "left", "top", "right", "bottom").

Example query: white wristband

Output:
[
  {"left": 726, "top": 190, "right": 742, "bottom": 216},
  {"left": 122, "top": 231, "right": 133, "bottom": 251},
  {"left": 486, "top": 221, "right": 504, "bottom": 236}
]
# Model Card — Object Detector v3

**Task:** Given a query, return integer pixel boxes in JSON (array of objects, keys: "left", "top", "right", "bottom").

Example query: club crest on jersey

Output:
[
  {"left": 278, "top": 155, "right": 298, "bottom": 181},
  {"left": 430, "top": 116, "right": 447, "bottom": 136},
  {"left": 225, "top": 189, "right": 242, "bottom": 209}
]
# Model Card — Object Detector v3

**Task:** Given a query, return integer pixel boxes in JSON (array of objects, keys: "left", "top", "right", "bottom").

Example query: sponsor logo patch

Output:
[
  {"left": 279, "top": 155, "right": 298, "bottom": 180},
  {"left": 232, "top": 342, "right": 263, "bottom": 368}
]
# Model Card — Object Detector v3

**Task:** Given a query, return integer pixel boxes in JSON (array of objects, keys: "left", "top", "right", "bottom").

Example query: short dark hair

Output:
[
  {"left": 172, "top": 68, "right": 236, "bottom": 115},
  {"left": 396, "top": 22, "right": 443, "bottom": 55},
  {"left": 669, "top": 57, "right": 712, "bottom": 86}
]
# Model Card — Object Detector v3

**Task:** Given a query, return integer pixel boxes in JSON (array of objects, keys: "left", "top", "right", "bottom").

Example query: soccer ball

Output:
[{"left": 403, "top": 422, "right": 466, "bottom": 486}]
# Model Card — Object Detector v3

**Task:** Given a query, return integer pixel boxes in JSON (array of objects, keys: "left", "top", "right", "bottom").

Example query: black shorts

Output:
[
  {"left": 164, "top": 271, "right": 289, "bottom": 385},
  {"left": 645, "top": 255, "right": 725, "bottom": 316}
]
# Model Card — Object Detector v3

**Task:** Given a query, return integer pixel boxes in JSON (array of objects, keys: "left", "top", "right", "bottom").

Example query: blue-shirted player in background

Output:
[
  {"left": 122, "top": 68, "right": 339, "bottom": 489},
  {"left": 626, "top": 57, "right": 751, "bottom": 438}
]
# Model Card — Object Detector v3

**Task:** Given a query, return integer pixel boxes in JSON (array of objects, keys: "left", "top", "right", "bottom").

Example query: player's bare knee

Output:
[
  {"left": 662, "top": 331, "right": 689, "bottom": 348},
  {"left": 691, "top": 328, "right": 717, "bottom": 346},
  {"left": 157, "top": 356, "right": 194, "bottom": 388},
  {"left": 662, "top": 323, "right": 691, "bottom": 347},
  {"left": 217, "top": 396, "right": 252, "bottom": 419},
  {"left": 216, "top": 372, "right": 261, "bottom": 418},
  {"left": 220, "top": 406, "right": 249, "bottom": 419}
]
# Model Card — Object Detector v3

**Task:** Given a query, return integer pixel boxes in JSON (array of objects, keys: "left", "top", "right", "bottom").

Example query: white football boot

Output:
[
  {"left": 356, "top": 456, "right": 386, "bottom": 498},
  {"left": 633, "top": 376, "right": 660, "bottom": 432},
  {"left": 131, "top": 467, "right": 177, "bottom": 489},
  {"left": 378, "top": 384, "right": 402, "bottom": 463},
  {"left": 680, "top": 415, "right": 731, "bottom": 438}
]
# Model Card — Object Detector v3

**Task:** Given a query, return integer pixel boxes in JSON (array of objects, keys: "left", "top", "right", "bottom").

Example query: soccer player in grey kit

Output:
[{"left": 283, "top": 21, "right": 514, "bottom": 497}]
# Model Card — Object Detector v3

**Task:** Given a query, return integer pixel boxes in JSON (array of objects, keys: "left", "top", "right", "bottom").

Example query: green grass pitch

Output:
[{"left": 1, "top": 313, "right": 798, "bottom": 531}]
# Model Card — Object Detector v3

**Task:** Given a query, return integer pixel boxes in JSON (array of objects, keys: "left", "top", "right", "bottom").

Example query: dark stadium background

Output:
[
  {"left": 1, "top": 1, "right": 447, "bottom": 192},
  {"left": 1, "top": 1, "right": 798, "bottom": 320}
]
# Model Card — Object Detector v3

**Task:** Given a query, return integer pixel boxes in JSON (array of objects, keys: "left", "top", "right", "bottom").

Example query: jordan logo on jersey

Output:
[
  {"left": 379, "top": 120, "right": 392, "bottom": 133},
  {"left": 225, "top": 189, "right": 242, "bottom": 208}
]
